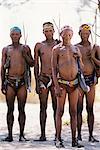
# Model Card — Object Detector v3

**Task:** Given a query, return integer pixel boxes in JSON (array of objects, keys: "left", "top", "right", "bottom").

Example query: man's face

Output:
[
  {"left": 61, "top": 29, "right": 73, "bottom": 42},
  {"left": 10, "top": 31, "right": 21, "bottom": 43},
  {"left": 79, "top": 30, "right": 90, "bottom": 41},
  {"left": 43, "top": 28, "right": 54, "bottom": 39}
]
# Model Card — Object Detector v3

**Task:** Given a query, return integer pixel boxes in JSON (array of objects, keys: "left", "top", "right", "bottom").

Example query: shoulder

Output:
[
  {"left": 73, "top": 45, "right": 80, "bottom": 50},
  {"left": 53, "top": 42, "right": 62, "bottom": 50},
  {"left": 2, "top": 46, "right": 7, "bottom": 52},
  {"left": 52, "top": 42, "right": 62, "bottom": 55},
  {"left": 93, "top": 44, "right": 100, "bottom": 51},
  {"left": 75, "top": 43, "right": 82, "bottom": 47},
  {"left": 34, "top": 42, "right": 42, "bottom": 50},
  {"left": 21, "top": 44, "right": 32, "bottom": 54},
  {"left": 21, "top": 44, "right": 30, "bottom": 49},
  {"left": 75, "top": 43, "right": 83, "bottom": 52},
  {"left": 2, "top": 45, "right": 11, "bottom": 54}
]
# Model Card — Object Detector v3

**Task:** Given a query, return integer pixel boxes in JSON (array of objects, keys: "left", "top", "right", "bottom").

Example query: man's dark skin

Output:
[
  {"left": 34, "top": 22, "right": 59, "bottom": 141},
  {"left": 91, "top": 45, "right": 100, "bottom": 66},
  {"left": 76, "top": 24, "right": 99, "bottom": 142},
  {"left": 1, "top": 27, "right": 34, "bottom": 142},
  {"left": 91, "top": 45, "right": 100, "bottom": 77},
  {"left": 52, "top": 26, "right": 84, "bottom": 148}
]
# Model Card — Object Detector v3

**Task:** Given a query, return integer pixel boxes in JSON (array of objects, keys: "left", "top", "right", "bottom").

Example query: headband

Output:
[
  {"left": 60, "top": 25, "right": 73, "bottom": 34},
  {"left": 43, "top": 24, "right": 54, "bottom": 31},
  {"left": 10, "top": 26, "right": 21, "bottom": 34},
  {"left": 79, "top": 24, "right": 91, "bottom": 33}
]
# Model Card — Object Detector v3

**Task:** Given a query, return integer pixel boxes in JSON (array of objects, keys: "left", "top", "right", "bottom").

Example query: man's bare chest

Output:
[
  {"left": 7, "top": 48, "right": 24, "bottom": 66},
  {"left": 39, "top": 47, "right": 52, "bottom": 58},
  {"left": 9, "top": 50, "right": 23, "bottom": 62},
  {"left": 59, "top": 47, "right": 75, "bottom": 60},
  {"left": 80, "top": 47, "right": 91, "bottom": 59}
]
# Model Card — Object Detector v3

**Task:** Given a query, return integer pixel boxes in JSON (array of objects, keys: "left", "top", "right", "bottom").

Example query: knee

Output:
[
  {"left": 56, "top": 108, "right": 64, "bottom": 117},
  {"left": 40, "top": 103, "right": 47, "bottom": 112},
  {"left": 86, "top": 105, "right": 93, "bottom": 115},
  {"left": 7, "top": 106, "right": 14, "bottom": 114},
  {"left": 69, "top": 109, "right": 77, "bottom": 118},
  {"left": 18, "top": 106, "right": 25, "bottom": 114},
  {"left": 77, "top": 104, "right": 83, "bottom": 115}
]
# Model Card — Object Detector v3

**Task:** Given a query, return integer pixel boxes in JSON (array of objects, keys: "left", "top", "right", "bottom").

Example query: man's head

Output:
[
  {"left": 43, "top": 22, "right": 55, "bottom": 39},
  {"left": 60, "top": 25, "right": 73, "bottom": 41},
  {"left": 79, "top": 24, "right": 91, "bottom": 41},
  {"left": 10, "top": 26, "right": 22, "bottom": 43}
]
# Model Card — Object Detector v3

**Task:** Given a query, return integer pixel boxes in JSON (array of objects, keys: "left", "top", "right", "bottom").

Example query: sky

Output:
[{"left": 0, "top": 0, "right": 100, "bottom": 56}]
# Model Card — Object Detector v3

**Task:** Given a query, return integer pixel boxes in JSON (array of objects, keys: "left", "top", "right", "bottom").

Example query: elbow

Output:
[
  {"left": 30, "top": 63, "right": 34, "bottom": 67},
  {"left": 30, "top": 60, "right": 34, "bottom": 67}
]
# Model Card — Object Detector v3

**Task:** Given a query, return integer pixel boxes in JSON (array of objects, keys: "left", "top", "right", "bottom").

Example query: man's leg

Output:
[
  {"left": 86, "top": 85, "right": 99, "bottom": 142},
  {"left": 77, "top": 88, "right": 84, "bottom": 141},
  {"left": 55, "top": 88, "right": 66, "bottom": 148},
  {"left": 50, "top": 85, "right": 57, "bottom": 130},
  {"left": 68, "top": 88, "right": 84, "bottom": 147},
  {"left": 17, "top": 85, "right": 27, "bottom": 141},
  {"left": 39, "top": 88, "right": 49, "bottom": 141},
  {"left": 5, "top": 86, "right": 16, "bottom": 142}
]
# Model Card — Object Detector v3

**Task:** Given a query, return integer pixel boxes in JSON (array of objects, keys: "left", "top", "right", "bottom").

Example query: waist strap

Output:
[
  {"left": 58, "top": 78, "right": 78, "bottom": 87},
  {"left": 7, "top": 76, "right": 25, "bottom": 89},
  {"left": 40, "top": 78, "right": 52, "bottom": 89}
]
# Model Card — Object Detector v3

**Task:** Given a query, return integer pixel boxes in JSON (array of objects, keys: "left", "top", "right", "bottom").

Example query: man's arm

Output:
[
  {"left": 22, "top": 45, "right": 34, "bottom": 67},
  {"left": 91, "top": 45, "right": 100, "bottom": 66},
  {"left": 1, "top": 47, "right": 7, "bottom": 94},
  {"left": 74, "top": 46, "right": 84, "bottom": 69},
  {"left": 51, "top": 47, "right": 61, "bottom": 97},
  {"left": 77, "top": 48, "right": 84, "bottom": 69},
  {"left": 34, "top": 43, "right": 41, "bottom": 94}
]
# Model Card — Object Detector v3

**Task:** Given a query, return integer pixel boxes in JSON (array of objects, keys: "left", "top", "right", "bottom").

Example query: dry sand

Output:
[{"left": 0, "top": 101, "right": 100, "bottom": 150}]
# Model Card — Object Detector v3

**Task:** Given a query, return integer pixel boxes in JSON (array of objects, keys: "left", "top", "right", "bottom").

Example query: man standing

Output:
[
  {"left": 34, "top": 22, "right": 60, "bottom": 141},
  {"left": 52, "top": 25, "right": 83, "bottom": 148},
  {"left": 1, "top": 26, "right": 34, "bottom": 142},
  {"left": 76, "top": 24, "right": 99, "bottom": 142}
]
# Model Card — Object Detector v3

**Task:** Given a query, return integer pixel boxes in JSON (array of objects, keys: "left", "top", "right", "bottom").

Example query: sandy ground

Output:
[{"left": 0, "top": 101, "right": 100, "bottom": 150}]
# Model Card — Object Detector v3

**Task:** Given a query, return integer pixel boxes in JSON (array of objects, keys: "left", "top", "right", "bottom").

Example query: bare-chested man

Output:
[
  {"left": 1, "top": 27, "right": 34, "bottom": 142},
  {"left": 52, "top": 25, "right": 84, "bottom": 148},
  {"left": 76, "top": 24, "right": 99, "bottom": 142},
  {"left": 34, "top": 22, "right": 60, "bottom": 141}
]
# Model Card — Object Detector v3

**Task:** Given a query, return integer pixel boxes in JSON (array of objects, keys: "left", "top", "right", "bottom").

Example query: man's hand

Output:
[
  {"left": 1, "top": 83, "right": 6, "bottom": 95},
  {"left": 74, "top": 47, "right": 84, "bottom": 69},
  {"left": 35, "top": 81, "right": 40, "bottom": 94},
  {"left": 54, "top": 85, "right": 62, "bottom": 97}
]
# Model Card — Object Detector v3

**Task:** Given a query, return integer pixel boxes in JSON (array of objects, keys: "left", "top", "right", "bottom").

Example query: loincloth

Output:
[
  {"left": 39, "top": 74, "right": 52, "bottom": 89},
  {"left": 6, "top": 76, "right": 25, "bottom": 91},
  {"left": 58, "top": 77, "right": 78, "bottom": 93},
  {"left": 84, "top": 73, "right": 97, "bottom": 86}
]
